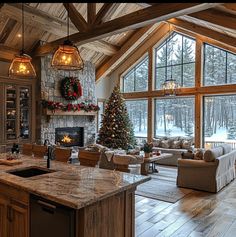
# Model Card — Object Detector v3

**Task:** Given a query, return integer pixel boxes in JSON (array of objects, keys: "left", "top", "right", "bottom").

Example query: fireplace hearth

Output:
[{"left": 55, "top": 127, "right": 84, "bottom": 147}]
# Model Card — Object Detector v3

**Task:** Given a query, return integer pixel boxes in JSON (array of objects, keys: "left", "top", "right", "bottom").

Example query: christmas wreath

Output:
[{"left": 60, "top": 77, "right": 82, "bottom": 100}]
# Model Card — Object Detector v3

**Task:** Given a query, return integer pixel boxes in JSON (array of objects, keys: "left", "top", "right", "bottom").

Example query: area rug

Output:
[{"left": 135, "top": 166, "right": 193, "bottom": 203}]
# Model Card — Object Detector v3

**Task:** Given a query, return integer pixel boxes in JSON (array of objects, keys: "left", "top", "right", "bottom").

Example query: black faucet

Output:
[{"left": 47, "top": 145, "right": 52, "bottom": 169}]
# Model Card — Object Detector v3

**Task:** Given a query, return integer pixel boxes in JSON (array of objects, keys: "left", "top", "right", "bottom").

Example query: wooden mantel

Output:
[{"left": 43, "top": 109, "right": 97, "bottom": 121}]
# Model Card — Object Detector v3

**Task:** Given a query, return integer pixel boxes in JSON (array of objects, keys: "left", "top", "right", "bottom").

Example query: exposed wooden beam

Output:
[
  {"left": 223, "top": 3, "right": 236, "bottom": 12},
  {"left": 189, "top": 8, "right": 236, "bottom": 30},
  {"left": 63, "top": 3, "right": 88, "bottom": 32},
  {"left": 168, "top": 18, "right": 236, "bottom": 50},
  {"left": 96, "top": 23, "right": 162, "bottom": 82},
  {"left": 2, "top": 3, "right": 114, "bottom": 56},
  {"left": 83, "top": 40, "right": 120, "bottom": 56},
  {"left": 87, "top": 3, "right": 96, "bottom": 25},
  {"left": 2, "top": 3, "right": 78, "bottom": 38},
  {"left": 36, "top": 3, "right": 220, "bottom": 56},
  {"left": 0, "top": 44, "right": 19, "bottom": 62},
  {"left": 0, "top": 18, "right": 17, "bottom": 44},
  {"left": 93, "top": 3, "right": 114, "bottom": 25}
]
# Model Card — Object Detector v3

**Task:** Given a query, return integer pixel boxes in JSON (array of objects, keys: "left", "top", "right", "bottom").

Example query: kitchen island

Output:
[{"left": 0, "top": 155, "right": 150, "bottom": 237}]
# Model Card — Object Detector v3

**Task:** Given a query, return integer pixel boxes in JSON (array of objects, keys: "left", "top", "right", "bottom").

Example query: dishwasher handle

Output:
[{"left": 37, "top": 200, "right": 56, "bottom": 214}]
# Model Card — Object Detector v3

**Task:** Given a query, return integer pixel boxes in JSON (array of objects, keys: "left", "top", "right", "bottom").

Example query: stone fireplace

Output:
[
  {"left": 55, "top": 127, "right": 84, "bottom": 147},
  {"left": 38, "top": 54, "right": 97, "bottom": 146}
]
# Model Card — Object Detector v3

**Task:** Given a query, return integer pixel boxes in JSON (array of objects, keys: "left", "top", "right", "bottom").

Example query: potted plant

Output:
[{"left": 143, "top": 142, "right": 153, "bottom": 158}]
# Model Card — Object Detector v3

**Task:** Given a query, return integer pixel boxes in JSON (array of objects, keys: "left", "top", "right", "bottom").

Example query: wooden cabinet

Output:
[
  {"left": 5, "top": 84, "right": 31, "bottom": 143},
  {"left": 8, "top": 200, "right": 28, "bottom": 237},
  {"left": 0, "top": 183, "right": 29, "bottom": 237},
  {"left": 0, "top": 77, "right": 35, "bottom": 149},
  {"left": 0, "top": 195, "right": 8, "bottom": 237}
]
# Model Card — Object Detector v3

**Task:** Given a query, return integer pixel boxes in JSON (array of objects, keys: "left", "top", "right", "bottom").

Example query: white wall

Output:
[{"left": 95, "top": 76, "right": 115, "bottom": 100}]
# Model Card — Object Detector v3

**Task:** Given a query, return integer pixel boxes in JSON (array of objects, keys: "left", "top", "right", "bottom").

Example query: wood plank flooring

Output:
[{"left": 135, "top": 172, "right": 236, "bottom": 237}]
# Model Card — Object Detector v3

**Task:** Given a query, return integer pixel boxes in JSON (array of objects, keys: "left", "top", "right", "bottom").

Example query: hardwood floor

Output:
[{"left": 135, "top": 177, "right": 236, "bottom": 237}]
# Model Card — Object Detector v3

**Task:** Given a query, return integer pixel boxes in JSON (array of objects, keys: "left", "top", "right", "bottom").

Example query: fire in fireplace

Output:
[{"left": 55, "top": 127, "right": 84, "bottom": 147}]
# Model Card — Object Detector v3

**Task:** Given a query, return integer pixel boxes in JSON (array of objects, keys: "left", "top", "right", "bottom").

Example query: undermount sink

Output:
[{"left": 7, "top": 166, "right": 56, "bottom": 178}]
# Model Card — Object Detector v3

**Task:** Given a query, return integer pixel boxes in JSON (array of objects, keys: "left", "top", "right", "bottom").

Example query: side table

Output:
[{"left": 140, "top": 153, "right": 173, "bottom": 175}]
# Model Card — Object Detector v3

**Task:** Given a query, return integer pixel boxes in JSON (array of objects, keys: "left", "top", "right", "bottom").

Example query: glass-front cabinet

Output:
[{"left": 4, "top": 84, "right": 31, "bottom": 143}]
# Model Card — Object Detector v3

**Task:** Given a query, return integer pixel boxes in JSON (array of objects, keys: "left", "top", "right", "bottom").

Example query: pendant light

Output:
[
  {"left": 51, "top": 4, "right": 84, "bottom": 70},
  {"left": 9, "top": 3, "right": 36, "bottom": 78},
  {"left": 161, "top": 23, "right": 179, "bottom": 96}
]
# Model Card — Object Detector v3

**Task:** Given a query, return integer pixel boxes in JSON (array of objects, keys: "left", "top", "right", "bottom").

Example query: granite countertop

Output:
[{"left": 0, "top": 155, "right": 150, "bottom": 209}]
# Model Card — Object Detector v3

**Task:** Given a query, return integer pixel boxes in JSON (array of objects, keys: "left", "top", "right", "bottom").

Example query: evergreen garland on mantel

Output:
[{"left": 42, "top": 100, "right": 100, "bottom": 112}]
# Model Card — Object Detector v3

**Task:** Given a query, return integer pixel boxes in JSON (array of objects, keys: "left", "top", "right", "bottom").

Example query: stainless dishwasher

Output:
[{"left": 30, "top": 194, "right": 75, "bottom": 237}]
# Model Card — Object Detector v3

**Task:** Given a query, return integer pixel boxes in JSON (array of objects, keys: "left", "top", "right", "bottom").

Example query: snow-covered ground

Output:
[{"left": 133, "top": 125, "right": 236, "bottom": 144}]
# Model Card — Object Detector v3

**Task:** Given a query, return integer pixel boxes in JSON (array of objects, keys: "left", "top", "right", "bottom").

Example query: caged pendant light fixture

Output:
[
  {"left": 9, "top": 3, "right": 36, "bottom": 78},
  {"left": 161, "top": 23, "right": 179, "bottom": 96},
  {"left": 51, "top": 4, "right": 84, "bottom": 70}
]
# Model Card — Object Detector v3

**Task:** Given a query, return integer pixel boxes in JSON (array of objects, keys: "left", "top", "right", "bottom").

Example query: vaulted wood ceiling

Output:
[{"left": 0, "top": 3, "right": 235, "bottom": 80}]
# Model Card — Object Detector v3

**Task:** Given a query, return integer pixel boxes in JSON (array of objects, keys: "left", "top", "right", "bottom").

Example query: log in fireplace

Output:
[{"left": 55, "top": 127, "right": 84, "bottom": 147}]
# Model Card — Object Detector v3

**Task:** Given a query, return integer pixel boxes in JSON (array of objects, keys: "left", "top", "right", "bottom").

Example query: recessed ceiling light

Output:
[{"left": 17, "top": 33, "right": 22, "bottom": 38}]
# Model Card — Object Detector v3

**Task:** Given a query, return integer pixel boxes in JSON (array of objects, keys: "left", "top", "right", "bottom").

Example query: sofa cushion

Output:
[
  {"left": 221, "top": 144, "right": 232, "bottom": 154},
  {"left": 171, "top": 140, "right": 182, "bottom": 149},
  {"left": 181, "top": 151, "right": 194, "bottom": 159},
  {"left": 152, "top": 138, "right": 161, "bottom": 147},
  {"left": 160, "top": 139, "right": 171, "bottom": 148},
  {"left": 204, "top": 147, "right": 223, "bottom": 162},
  {"left": 181, "top": 139, "right": 192, "bottom": 149}
]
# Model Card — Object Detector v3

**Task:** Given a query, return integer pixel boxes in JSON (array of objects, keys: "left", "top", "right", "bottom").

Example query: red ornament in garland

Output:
[{"left": 60, "top": 77, "right": 82, "bottom": 100}]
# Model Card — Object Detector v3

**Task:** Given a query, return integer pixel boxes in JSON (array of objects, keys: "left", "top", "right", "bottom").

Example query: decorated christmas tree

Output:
[{"left": 97, "top": 85, "right": 135, "bottom": 150}]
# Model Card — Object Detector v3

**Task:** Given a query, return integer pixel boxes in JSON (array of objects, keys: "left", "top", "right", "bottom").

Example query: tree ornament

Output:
[{"left": 97, "top": 85, "right": 135, "bottom": 150}]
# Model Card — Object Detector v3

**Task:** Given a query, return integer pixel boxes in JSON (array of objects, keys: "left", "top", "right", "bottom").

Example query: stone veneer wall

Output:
[{"left": 40, "top": 55, "right": 96, "bottom": 146}]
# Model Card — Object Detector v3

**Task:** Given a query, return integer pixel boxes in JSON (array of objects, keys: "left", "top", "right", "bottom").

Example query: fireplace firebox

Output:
[{"left": 55, "top": 127, "right": 84, "bottom": 147}]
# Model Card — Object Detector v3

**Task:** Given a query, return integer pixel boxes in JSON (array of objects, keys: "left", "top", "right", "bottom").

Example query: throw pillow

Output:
[
  {"left": 171, "top": 140, "right": 181, "bottom": 149},
  {"left": 160, "top": 139, "right": 171, "bottom": 148},
  {"left": 181, "top": 139, "right": 192, "bottom": 149},
  {"left": 181, "top": 151, "right": 194, "bottom": 159},
  {"left": 194, "top": 148, "right": 204, "bottom": 160},
  {"left": 204, "top": 147, "right": 223, "bottom": 162},
  {"left": 152, "top": 138, "right": 161, "bottom": 147}
]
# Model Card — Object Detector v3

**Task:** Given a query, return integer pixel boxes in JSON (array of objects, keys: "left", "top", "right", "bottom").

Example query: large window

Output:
[
  {"left": 125, "top": 100, "right": 148, "bottom": 137},
  {"left": 122, "top": 56, "right": 148, "bottom": 92},
  {"left": 155, "top": 32, "right": 195, "bottom": 89},
  {"left": 203, "top": 95, "right": 236, "bottom": 149},
  {"left": 203, "top": 44, "right": 236, "bottom": 86},
  {"left": 155, "top": 97, "right": 195, "bottom": 137}
]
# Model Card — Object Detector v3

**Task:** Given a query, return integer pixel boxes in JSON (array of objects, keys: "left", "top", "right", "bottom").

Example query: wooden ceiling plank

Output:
[
  {"left": 87, "top": 3, "right": 96, "bottom": 25},
  {"left": 168, "top": 18, "right": 236, "bottom": 50},
  {"left": 93, "top": 3, "right": 114, "bottom": 25},
  {"left": 63, "top": 3, "right": 88, "bottom": 32},
  {"left": 36, "top": 3, "right": 221, "bottom": 56},
  {"left": 83, "top": 40, "right": 120, "bottom": 56},
  {"left": 189, "top": 8, "right": 236, "bottom": 30},
  {"left": 0, "top": 44, "right": 19, "bottom": 62},
  {"left": 0, "top": 18, "right": 17, "bottom": 44},
  {"left": 95, "top": 23, "right": 163, "bottom": 81},
  {"left": 2, "top": 3, "right": 78, "bottom": 37}
]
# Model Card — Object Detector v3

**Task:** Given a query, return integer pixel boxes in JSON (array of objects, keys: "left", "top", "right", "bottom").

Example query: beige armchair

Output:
[{"left": 177, "top": 146, "right": 236, "bottom": 193}]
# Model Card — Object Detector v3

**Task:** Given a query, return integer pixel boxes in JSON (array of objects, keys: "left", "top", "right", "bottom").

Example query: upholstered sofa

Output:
[
  {"left": 177, "top": 144, "right": 236, "bottom": 193},
  {"left": 152, "top": 136, "right": 194, "bottom": 166}
]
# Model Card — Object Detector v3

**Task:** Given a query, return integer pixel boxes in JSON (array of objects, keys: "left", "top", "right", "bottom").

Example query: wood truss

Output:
[
  {"left": 34, "top": 3, "right": 221, "bottom": 56},
  {"left": 1, "top": 2, "right": 236, "bottom": 80}
]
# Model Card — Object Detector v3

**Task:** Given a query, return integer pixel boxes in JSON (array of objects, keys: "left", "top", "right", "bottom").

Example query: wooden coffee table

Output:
[{"left": 140, "top": 153, "right": 173, "bottom": 175}]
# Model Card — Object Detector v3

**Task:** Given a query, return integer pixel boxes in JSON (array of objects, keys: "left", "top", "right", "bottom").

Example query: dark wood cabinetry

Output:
[
  {"left": 0, "top": 77, "right": 35, "bottom": 149},
  {"left": 0, "top": 183, "right": 29, "bottom": 237}
]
